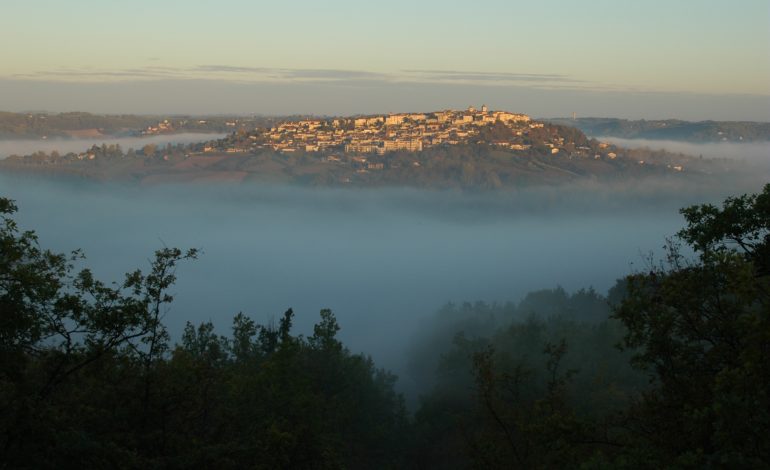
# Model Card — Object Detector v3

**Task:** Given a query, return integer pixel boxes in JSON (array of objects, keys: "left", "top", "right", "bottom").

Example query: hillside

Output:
[
  {"left": 0, "top": 111, "right": 280, "bottom": 139},
  {"left": 545, "top": 117, "right": 770, "bottom": 142}
]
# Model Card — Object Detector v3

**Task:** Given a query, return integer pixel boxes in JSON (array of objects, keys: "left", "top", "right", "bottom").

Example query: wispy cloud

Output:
[
  {"left": 402, "top": 69, "right": 583, "bottom": 84},
  {"left": 12, "top": 66, "right": 185, "bottom": 80},
  {"left": 8, "top": 64, "right": 598, "bottom": 90},
  {"left": 193, "top": 65, "right": 391, "bottom": 81},
  {"left": 194, "top": 65, "right": 273, "bottom": 74},
  {"left": 282, "top": 68, "right": 389, "bottom": 80}
]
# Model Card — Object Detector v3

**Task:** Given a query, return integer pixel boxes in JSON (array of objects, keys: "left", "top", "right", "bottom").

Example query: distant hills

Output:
[
  {"left": 544, "top": 117, "right": 770, "bottom": 142},
  {"left": 0, "top": 111, "right": 281, "bottom": 139}
]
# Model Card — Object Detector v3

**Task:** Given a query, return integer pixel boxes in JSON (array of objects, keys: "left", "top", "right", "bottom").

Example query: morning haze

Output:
[{"left": 2, "top": 0, "right": 769, "bottom": 467}]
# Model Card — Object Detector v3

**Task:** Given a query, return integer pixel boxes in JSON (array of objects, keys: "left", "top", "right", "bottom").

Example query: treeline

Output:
[
  {"left": 0, "top": 112, "right": 158, "bottom": 139},
  {"left": 3, "top": 142, "right": 193, "bottom": 165},
  {"left": 2, "top": 186, "right": 769, "bottom": 468},
  {"left": 547, "top": 117, "right": 770, "bottom": 142},
  {"left": 407, "top": 286, "right": 626, "bottom": 394}
]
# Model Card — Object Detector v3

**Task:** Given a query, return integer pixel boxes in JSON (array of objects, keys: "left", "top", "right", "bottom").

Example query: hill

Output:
[
  {"left": 0, "top": 108, "right": 737, "bottom": 189},
  {"left": 0, "top": 111, "right": 280, "bottom": 139},
  {"left": 545, "top": 117, "right": 770, "bottom": 142}
]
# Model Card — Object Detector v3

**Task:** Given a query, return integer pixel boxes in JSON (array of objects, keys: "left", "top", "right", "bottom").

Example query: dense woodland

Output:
[{"left": 1, "top": 186, "right": 769, "bottom": 468}]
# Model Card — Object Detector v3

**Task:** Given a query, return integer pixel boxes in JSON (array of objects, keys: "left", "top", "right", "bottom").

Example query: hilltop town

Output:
[
  {"left": 237, "top": 105, "right": 535, "bottom": 155},
  {"left": 197, "top": 106, "right": 634, "bottom": 165},
  {"left": 1, "top": 106, "right": 717, "bottom": 188}
]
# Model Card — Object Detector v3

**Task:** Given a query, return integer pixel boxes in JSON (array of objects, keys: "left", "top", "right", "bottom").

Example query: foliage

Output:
[
  {"left": 0, "top": 197, "right": 407, "bottom": 468},
  {"left": 678, "top": 183, "right": 770, "bottom": 272},
  {"left": 410, "top": 308, "right": 643, "bottom": 469},
  {"left": 612, "top": 184, "right": 770, "bottom": 467}
]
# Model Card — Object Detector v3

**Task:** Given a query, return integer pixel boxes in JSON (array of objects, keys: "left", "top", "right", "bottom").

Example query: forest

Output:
[{"left": 1, "top": 186, "right": 769, "bottom": 469}]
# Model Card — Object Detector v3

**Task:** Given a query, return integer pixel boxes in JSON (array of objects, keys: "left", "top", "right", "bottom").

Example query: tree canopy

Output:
[{"left": 0, "top": 197, "right": 407, "bottom": 468}]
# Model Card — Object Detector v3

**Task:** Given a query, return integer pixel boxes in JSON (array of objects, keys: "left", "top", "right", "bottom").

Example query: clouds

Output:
[
  {"left": 3, "top": 0, "right": 767, "bottom": 102},
  {"left": 11, "top": 64, "right": 585, "bottom": 89},
  {"left": 402, "top": 70, "right": 582, "bottom": 85},
  {"left": 12, "top": 66, "right": 191, "bottom": 81}
]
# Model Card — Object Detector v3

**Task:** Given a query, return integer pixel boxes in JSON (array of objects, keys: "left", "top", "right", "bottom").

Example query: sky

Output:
[{"left": 1, "top": 0, "right": 769, "bottom": 120}]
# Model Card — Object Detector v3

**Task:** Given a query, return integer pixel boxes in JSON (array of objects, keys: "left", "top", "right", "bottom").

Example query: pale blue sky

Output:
[{"left": 1, "top": 0, "right": 768, "bottom": 119}]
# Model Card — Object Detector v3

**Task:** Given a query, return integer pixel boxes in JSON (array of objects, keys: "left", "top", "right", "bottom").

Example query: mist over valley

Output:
[
  {"left": 598, "top": 137, "right": 770, "bottom": 169},
  {"left": 2, "top": 140, "right": 764, "bottom": 392}
]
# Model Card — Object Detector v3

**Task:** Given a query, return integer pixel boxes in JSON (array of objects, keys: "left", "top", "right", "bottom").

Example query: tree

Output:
[
  {"left": 678, "top": 183, "right": 770, "bottom": 274},
  {"left": 1, "top": 197, "right": 411, "bottom": 466},
  {"left": 0, "top": 196, "right": 197, "bottom": 465},
  {"left": 142, "top": 143, "right": 157, "bottom": 156},
  {"left": 613, "top": 184, "right": 770, "bottom": 467}
]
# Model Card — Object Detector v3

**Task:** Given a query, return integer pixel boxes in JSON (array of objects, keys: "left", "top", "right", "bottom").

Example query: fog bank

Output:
[
  {"left": 2, "top": 171, "right": 765, "bottom": 388},
  {"left": 598, "top": 137, "right": 770, "bottom": 169}
]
